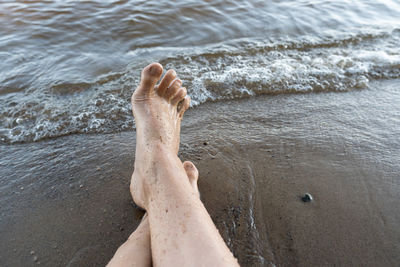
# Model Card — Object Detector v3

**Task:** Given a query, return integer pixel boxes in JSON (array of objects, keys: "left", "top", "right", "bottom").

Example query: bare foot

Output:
[{"left": 130, "top": 63, "right": 191, "bottom": 209}]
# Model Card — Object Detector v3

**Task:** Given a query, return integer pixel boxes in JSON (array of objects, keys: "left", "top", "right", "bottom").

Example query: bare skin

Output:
[
  {"left": 107, "top": 161, "right": 200, "bottom": 267},
  {"left": 130, "top": 63, "right": 239, "bottom": 266}
]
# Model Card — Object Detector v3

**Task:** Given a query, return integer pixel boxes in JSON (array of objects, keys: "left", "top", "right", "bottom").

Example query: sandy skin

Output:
[
  {"left": 107, "top": 160, "right": 200, "bottom": 267},
  {"left": 117, "top": 63, "right": 238, "bottom": 266}
]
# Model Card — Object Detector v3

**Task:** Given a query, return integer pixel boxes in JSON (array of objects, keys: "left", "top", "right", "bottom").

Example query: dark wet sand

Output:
[{"left": 1, "top": 80, "right": 399, "bottom": 266}]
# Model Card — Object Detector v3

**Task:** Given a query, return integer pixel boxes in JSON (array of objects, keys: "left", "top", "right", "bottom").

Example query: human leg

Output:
[
  {"left": 107, "top": 161, "right": 200, "bottom": 267},
  {"left": 107, "top": 213, "right": 152, "bottom": 267},
  {"left": 130, "top": 63, "right": 239, "bottom": 267}
]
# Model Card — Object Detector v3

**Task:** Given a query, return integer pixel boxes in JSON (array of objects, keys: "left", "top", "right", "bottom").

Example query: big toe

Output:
[
  {"left": 135, "top": 63, "right": 163, "bottom": 97},
  {"left": 183, "top": 161, "right": 199, "bottom": 189}
]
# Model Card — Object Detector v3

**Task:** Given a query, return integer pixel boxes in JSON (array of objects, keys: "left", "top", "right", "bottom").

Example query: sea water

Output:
[{"left": 1, "top": 0, "right": 399, "bottom": 143}]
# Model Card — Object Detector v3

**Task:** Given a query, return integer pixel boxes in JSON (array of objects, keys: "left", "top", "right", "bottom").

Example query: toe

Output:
[
  {"left": 183, "top": 161, "right": 198, "bottom": 178},
  {"left": 178, "top": 96, "right": 191, "bottom": 118},
  {"left": 164, "top": 78, "right": 182, "bottom": 100},
  {"left": 183, "top": 161, "right": 200, "bottom": 198},
  {"left": 135, "top": 63, "right": 163, "bottom": 97},
  {"left": 183, "top": 160, "right": 199, "bottom": 183},
  {"left": 171, "top": 87, "right": 187, "bottom": 106},
  {"left": 157, "top": 69, "right": 177, "bottom": 96}
]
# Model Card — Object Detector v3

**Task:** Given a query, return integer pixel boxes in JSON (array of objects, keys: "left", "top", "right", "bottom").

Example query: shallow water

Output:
[
  {"left": 1, "top": 1, "right": 400, "bottom": 266},
  {"left": 1, "top": 0, "right": 400, "bottom": 142},
  {"left": 1, "top": 80, "right": 399, "bottom": 266}
]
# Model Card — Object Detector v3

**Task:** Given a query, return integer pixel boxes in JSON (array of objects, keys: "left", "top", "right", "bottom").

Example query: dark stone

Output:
[{"left": 301, "top": 193, "right": 313, "bottom": 202}]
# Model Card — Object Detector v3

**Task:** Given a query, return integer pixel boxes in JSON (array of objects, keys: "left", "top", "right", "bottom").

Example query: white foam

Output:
[{"left": 1, "top": 31, "right": 400, "bottom": 143}]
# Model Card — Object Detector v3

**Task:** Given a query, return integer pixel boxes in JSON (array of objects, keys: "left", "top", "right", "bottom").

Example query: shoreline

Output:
[{"left": 1, "top": 79, "right": 400, "bottom": 266}]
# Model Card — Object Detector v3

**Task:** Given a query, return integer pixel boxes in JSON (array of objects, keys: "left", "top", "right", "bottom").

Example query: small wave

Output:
[
  {"left": 163, "top": 30, "right": 400, "bottom": 105},
  {"left": 1, "top": 30, "right": 399, "bottom": 144}
]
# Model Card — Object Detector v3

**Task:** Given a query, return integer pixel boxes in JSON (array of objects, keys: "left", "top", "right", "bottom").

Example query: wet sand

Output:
[{"left": 1, "top": 80, "right": 400, "bottom": 266}]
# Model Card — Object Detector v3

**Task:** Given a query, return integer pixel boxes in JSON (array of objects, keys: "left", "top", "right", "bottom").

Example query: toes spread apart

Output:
[
  {"left": 134, "top": 64, "right": 190, "bottom": 115},
  {"left": 164, "top": 79, "right": 182, "bottom": 100},
  {"left": 171, "top": 87, "right": 187, "bottom": 106},
  {"left": 157, "top": 69, "right": 177, "bottom": 96}
]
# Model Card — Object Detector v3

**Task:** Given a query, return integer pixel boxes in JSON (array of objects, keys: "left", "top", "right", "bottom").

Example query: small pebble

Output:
[
  {"left": 79, "top": 184, "right": 83, "bottom": 188},
  {"left": 203, "top": 141, "right": 208, "bottom": 146},
  {"left": 20, "top": 187, "right": 24, "bottom": 190},
  {"left": 30, "top": 250, "right": 35, "bottom": 255},
  {"left": 301, "top": 193, "right": 313, "bottom": 202},
  {"left": 33, "top": 255, "right": 38, "bottom": 262}
]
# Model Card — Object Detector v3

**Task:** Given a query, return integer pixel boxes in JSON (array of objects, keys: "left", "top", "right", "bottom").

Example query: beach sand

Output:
[{"left": 1, "top": 79, "right": 399, "bottom": 266}]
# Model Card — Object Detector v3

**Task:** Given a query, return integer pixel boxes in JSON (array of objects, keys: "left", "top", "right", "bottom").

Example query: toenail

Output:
[
  {"left": 148, "top": 66, "right": 155, "bottom": 73},
  {"left": 148, "top": 64, "right": 162, "bottom": 76}
]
